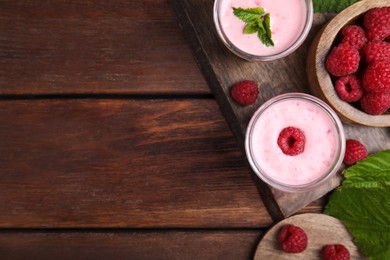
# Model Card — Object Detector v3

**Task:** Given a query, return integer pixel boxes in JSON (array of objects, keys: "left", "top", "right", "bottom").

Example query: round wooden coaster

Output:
[{"left": 254, "top": 213, "right": 367, "bottom": 259}]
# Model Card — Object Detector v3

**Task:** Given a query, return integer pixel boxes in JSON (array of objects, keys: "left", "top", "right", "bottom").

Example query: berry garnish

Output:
[
  {"left": 277, "top": 127, "right": 305, "bottom": 156},
  {"left": 335, "top": 75, "right": 364, "bottom": 103},
  {"left": 360, "top": 92, "right": 390, "bottom": 115},
  {"left": 325, "top": 44, "right": 360, "bottom": 77},
  {"left": 340, "top": 25, "right": 367, "bottom": 50},
  {"left": 230, "top": 80, "right": 259, "bottom": 106},
  {"left": 344, "top": 139, "right": 368, "bottom": 165},
  {"left": 278, "top": 224, "right": 308, "bottom": 253},
  {"left": 362, "top": 60, "right": 390, "bottom": 93},
  {"left": 322, "top": 244, "right": 350, "bottom": 260}
]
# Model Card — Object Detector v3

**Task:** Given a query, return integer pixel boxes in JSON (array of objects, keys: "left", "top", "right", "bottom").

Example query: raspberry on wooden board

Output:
[
  {"left": 343, "top": 139, "right": 368, "bottom": 165},
  {"left": 230, "top": 80, "right": 259, "bottom": 106},
  {"left": 322, "top": 244, "right": 350, "bottom": 260},
  {"left": 278, "top": 224, "right": 308, "bottom": 253}
]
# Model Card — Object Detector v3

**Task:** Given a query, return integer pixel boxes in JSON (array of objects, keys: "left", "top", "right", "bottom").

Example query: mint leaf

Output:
[
  {"left": 325, "top": 150, "right": 390, "bottom": 259},
  {"left": 233, "top": 7, "right": 265, "bottom": 23},
  {"left": 233, "top": 7, "right": 274, "bottom": 47},
  {"left": 244, "top": 22, "right": 260, "bottom": 34},
  {"left": 258, "top": 30, "right": 273, "bottom": 47},
  {"left": 313, "top": 0, "right": 361, "bottom": 13},
  {"left": 263, "top": 14, "right": 274, "bottom": 46}
]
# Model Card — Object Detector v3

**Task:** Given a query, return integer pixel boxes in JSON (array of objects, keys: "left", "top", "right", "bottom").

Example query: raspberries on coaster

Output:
[
  {"left": 322, "top": 244, "right": 350, "bottom": 260},
  {"left": 230, "top": 80, "right": 259, "bottom": 106},
  {"left": 325, "top": 6, "right": 390, "bottom": 116},
  {"left": 278, "top": 224, "right": 308, "bottom": 253}
]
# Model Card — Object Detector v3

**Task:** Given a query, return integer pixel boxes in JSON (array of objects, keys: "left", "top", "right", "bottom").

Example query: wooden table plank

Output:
[
  {"left": 0, "top": 230, "right": 262, "bottom": 260},
  {"left": 0, "top": 99, "right": 275, "bottom": 228},
  {"left": 0, "top": 0, "right": 207, "bottom": 95}
]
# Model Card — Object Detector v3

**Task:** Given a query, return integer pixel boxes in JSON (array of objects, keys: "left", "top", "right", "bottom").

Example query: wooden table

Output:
[{"left": 0, "top": 1, "right": 350, "bottom": 259}]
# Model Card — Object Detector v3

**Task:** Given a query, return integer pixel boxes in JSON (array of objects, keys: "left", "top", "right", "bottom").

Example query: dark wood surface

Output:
[
  {"left": 169, "top": 0, "right": 390, "bottom": 218},
  {"left": 0, "top": 0, "right": 369, "bottom": 259}
]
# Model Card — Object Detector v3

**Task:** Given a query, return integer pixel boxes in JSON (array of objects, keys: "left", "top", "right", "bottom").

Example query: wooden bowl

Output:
[{"left": 307, "top": 0, "right": 390, "bottom": 127}]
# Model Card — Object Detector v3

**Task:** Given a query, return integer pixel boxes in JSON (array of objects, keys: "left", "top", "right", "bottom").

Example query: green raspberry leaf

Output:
[
  {"left": 233, "top": 7, "right": 274, "bottom": 47},
  {"left": 313, "top": 0, "right": 361, "bottom": 13},
  {"left": 325, "top": 150, "right": 390, "bottom": 259}
]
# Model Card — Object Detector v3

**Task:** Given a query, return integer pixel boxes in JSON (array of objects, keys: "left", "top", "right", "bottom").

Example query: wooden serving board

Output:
[
  {"left": 169, "top": 0, "right": 390, "bottom": 220},
  {"left": 254, "top": 213, "right": 367, "bottom": 259}
]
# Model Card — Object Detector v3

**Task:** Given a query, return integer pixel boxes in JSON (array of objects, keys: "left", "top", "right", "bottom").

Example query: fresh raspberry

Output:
[
  {"left": 277, "top": 127, "right": 305, "bottom": 156},
  {"left": 364, "top": 7, "right": 390, "bottom": 41},
  {"left": 322, "top": 244, "right": 350, "bottom": 260},
  {"left": 335, "top": 74, "right": 364, "bottom": 102},
  {"left": 230, "top": 80, "right": 259, "bottom": 106},
  {"left": 278, "top": 224, "right": 308, "bottom": 253},
  {"left": 325, "top": 44, "right": 360, "bottom": 77},
  {"left": 360, "top": 92, "right": 390, "bottom": 115},
  {"left": 340, "top": 25, "right": 368, "bottom": 50},
  {"left": 362, "top": 60, "right": 390, "bottom": 93},
  {"left": 344, "top": 139, "right": 368, "bottom": 165},
  {"left": 362, "top": 41, "right": 390, "bottom": 64}
]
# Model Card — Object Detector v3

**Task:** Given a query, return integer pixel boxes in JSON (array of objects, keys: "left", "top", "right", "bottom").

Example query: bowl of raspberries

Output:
[{"left": 307, "top": 0, "right": 390, "bottom": 127}]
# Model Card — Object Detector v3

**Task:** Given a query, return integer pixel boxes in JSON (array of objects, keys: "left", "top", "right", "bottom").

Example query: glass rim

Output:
[{"left": 213, "top": 0, "right": 314, "bottom": 61}]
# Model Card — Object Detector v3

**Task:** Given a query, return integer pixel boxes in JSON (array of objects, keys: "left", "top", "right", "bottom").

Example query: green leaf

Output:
[
  {"left": 232, "top": 7, "right": 265, "bottom": 23},
  {"left": 263, "top": 14, "right": 273, "bottom": 46},
  {"left": 232, "top": 7, "right": 274, "bottom": 47},
  {"left": 244, "top": 22, "right": 259, "bottom": 34},
  {"left": 258, "top": 30, "right": 273, "bottom": 47},
  {"left": 313, "top": 0, "right": 361, "bottom": 13},
  {"left": 325, "top": 150, "right": 390, "bottom": 259}
]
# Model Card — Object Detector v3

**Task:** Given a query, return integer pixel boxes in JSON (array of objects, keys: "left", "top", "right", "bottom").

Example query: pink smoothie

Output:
[
  {"left": 247, "top": 97, "right": 341, "bottom": 187},
  {"left": 218, "top": 0, "right": 307, "bottom": 56}
]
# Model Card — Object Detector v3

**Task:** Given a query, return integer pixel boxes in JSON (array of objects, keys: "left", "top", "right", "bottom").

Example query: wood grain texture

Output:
[
  {"left": 307, "top": 0, "right": 390, "bottom": 126},
  {"left": 0, "top": 0, "right": 207, "bottom": 95},
  {"left": 169, "top": 0, "right": 390, "bottom": 219},
  {"left": 0, "top": 230, "right": 262, "bottom": 260},
  {"left": 0, "top": 99, "right": 275, "bottom": 228},
  {"left": 254, "top": 213, "right": 367, "bottom": 259}
]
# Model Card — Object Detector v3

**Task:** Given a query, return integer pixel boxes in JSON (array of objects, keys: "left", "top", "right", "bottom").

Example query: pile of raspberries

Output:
[{"left": 325, "top": 7, "right": 390, "bottom": 115}]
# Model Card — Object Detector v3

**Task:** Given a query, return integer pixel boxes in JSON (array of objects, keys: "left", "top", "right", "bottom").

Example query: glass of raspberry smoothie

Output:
[
  {"left": 213, "top": 0, "right": 313, "bottom": 61},
  {"left": 245, "top": 93, "right": 346, "bottom": 192}
]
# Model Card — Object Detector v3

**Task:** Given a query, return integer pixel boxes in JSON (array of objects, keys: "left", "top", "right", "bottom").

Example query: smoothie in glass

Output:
[
  {"left": 245, "top": 93, "right": 345, "bottom": 192},
  {"left": 214, "top": 0, "right": 313, "bottom": 60}
]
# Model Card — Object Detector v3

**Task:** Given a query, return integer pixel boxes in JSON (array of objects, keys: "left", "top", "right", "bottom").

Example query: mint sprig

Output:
[
  {"left": 233, "top": 7, "right": 274, "bottom": 47},
  {"left": 325, "top": 150, "right": 390, "bottom": 259}
]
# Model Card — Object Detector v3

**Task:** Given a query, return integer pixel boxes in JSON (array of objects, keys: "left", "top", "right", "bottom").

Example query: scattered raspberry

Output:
[
  {"left": 344, "top": 139, "right": 368, "bottom": 165},
  {"left": 340, "top": 25, "right": 367, "bottom": 50},
  {"left": 277, "top": 127, "right": 305, "bottom": 156},
  {"left": 360, "top": 92, "right": 390, "bottom": 115},
  {"left": 362, "top": 60, "right": 390, "bottom": 93},
  {"left": 364, "top": 7, "right": 390, "bottom": 41},
  {"left": 278, "top": 224, "right": 308, "bottom": 253},
  {"left": 230, "top": 80, "right": 259, "bottom": 106},
  {"left": 362, "top": 41, "right": 390, "bottom": 64},
  {"left": 322, "top": 244, "right": 350, "bottom": 260},
  {"left": 325, "top": 44, "right": 360, "bottom": 77},
  {"left": 335, "top": 75, "right": 364, "bottom": 102}
]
